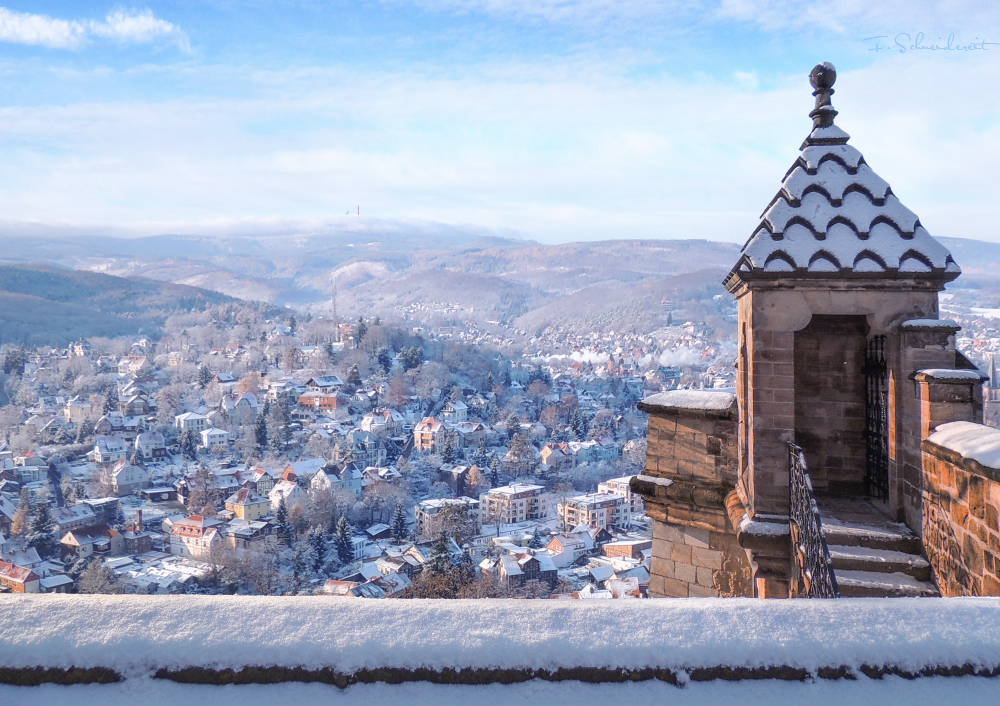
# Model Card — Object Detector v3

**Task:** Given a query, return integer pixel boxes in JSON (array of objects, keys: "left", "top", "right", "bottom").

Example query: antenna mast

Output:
[{"left": 332, "top": 275, "right": 339, "bottom": 343}]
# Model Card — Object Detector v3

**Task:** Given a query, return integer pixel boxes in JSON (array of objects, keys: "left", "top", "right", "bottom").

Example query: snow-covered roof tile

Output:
[{"left": 726, "top": 62, "right": 960, "bottom": 289}]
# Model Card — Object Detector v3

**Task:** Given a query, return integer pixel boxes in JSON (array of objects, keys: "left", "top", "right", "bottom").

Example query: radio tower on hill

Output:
[{"left": 331, "top": 275, "right": 340, "bottom": 343}]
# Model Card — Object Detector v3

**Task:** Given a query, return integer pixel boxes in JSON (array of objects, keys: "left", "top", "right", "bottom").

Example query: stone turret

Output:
[{"left": 636, "top": 63, "right": 984, "bottom": 599}]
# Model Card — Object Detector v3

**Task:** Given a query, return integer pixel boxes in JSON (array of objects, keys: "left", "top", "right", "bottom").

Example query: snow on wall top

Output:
[
  {"left": 917, "top": 368, "right": 988, "bottom": 382},
  {"left": 901, "top": 319, "right": 960, "bottom": 331},
  {"left": 3, "top": 595, "right": 1000, "bottom": 676},
  {"left": 639, "top": 389, "right": 737, "bottom": 413},
  {"left": 726, "top": 63, "right": 960, "bottom": 288},
  {"left": 927, "top": 421, "right": 1000, "bottom": 470}
]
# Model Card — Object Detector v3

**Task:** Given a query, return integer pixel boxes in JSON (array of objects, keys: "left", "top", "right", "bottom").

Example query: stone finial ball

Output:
[{"left": 810, "top": 62, "right": 837, "bottom": 89}]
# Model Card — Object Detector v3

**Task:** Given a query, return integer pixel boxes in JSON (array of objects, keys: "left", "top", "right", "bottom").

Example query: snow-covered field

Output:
[{"left": 3, "top": 595, "right": 1000, "bottom": 677}]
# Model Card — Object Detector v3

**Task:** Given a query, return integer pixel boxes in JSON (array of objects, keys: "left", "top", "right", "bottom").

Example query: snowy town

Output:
[
  {"left": 3, "top": 274, "right": 1000, "bottom": 599},
  {"left": 0, "top": 308, "right": 670, "bottom": 598}
]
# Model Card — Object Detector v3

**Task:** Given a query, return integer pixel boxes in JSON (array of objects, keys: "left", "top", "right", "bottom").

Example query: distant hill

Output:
[
  {"left": 7, "top": 232, "right": 996, "bottom": 336},
  {"left": 0, "top": 232, "right": 744, "bottom": 334},
  {"left": 0, "top": 264, "right": 244, "bottom": 347}
]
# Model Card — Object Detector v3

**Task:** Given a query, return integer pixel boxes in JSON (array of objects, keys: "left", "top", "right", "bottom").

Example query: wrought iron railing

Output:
[
  {"left": 864, "top": 334, "right": 889, "bottom": 500},
  {"left": 788, "top": 442, "right": 840, "bottom": 598}
]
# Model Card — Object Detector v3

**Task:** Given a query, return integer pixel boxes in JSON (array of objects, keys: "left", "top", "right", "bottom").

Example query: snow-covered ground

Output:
[
  {"left": 3, "top": 595, "right": 1000, "bottom": 677},
  {"left": 3, "top": 674, "right": 998, "bottom": 706}
]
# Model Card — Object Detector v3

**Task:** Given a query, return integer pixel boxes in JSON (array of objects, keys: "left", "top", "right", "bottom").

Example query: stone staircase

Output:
[{"left": 818, "top": 499, "right": 940, "bottom": 598}]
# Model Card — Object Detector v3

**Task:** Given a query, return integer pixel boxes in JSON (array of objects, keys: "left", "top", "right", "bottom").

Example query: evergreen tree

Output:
[
  {"left": 399, "top": 346, "right": 424, "bottom": 372},
  {"left": 489, "top": 454, "right": 501, "bottom": 487},
  {"left": 391, "top": 504, "right": 407, "bottom": 541},
  {"left": 373, "top": 315, "right": 381, "bottom": 326},
  {"left": 197, "top": 364, "right": 213, "bottom": 389},
  {"left": 75, "top": 419, "right": 94, "bottom": 444},
  {"left": 103, "top": 385, "right": 118, "bottom": 414},
  {"left": 473, "top": 438, "right": 487, "bottom": 466},
  {"left": 275, "top": 403, "right": 293, "bottom": 447},
  {"left": 428, "top": 531, "right": 452, "bottom": 576},
  {"left": 254, "top": 404, "right": 269, "bottom": 452},
  {"left": 570, "top": 408, "right": 584, "bottom": 439},
  {"left": 355, "top": 316, "right": 368, "bottom": 345},
  {"left": 506, "top": 413, "right": 520, "bottom": 441},
  {"left": 275, "top": 497, "right": 292, "bottom": 546},
  {"left": 374, "top": 346, "right": 392, "bottom": 375},
  {"left": 289, "top": 315, "right": 297, "bottom": 333},
  {"left": 529, "top": 526, "right": 545, "bottom": 549},
  {"left": 53, "top": 425, "right": 71, "bottom": 445},
  {"left": 346, "top": 365, "right": 362, "bottom": 391},
  {"left": 112, "top": 501, "right": 126, "bottom": 530},
  {"left": 334, "top": 515, "right": 355, "bottom": 565},
  {"left": 484, "top": 372, "right": 495, "bottom": 392},
  {"left": 500, "top": 369, "right": 511, "bottom": 388},
  {"left": 308, "top": 527, "right": 327, "bottom": 573},
  {"left": 2, "top": 348, "right": 27, "bottom": 375},
  {"left": 26, "top": 502, "right": 56, "bottom": 557},
  {"left": 178, "top": 429, "right": 198, "bottom": 460},
  {"left": 68, "top": 555, "right": 91, "bottom": 583},
  {"left": 292, "top": 544, "right": 308, "bottom": 583},
  {"left": 442, "top": 437, "right": 456, "bottom": 465}
]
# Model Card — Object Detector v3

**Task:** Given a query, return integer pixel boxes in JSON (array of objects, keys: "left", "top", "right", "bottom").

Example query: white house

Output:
[
  {"left": 269, "top": 479, "right": 305, "bottom": 510},
  {"left": 174, "top": 412, "right": 208, "bottom": 433},
  {"left": 94, "top": 436, "right": 128, "bottom": 465},
  {"left": 104, "top": 460, "right": 150, "bottom": 496},
  {"left": 169, "top": 515, "right": 223, "bottom": 559},
  {"left": 199, "top": 428, "right": 230, "bottom": 449},
  {"left": 441, "top": 400, "right": 468, "bottom": 423}
]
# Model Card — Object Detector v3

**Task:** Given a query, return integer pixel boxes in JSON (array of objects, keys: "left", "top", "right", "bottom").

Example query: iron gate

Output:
[{"left": 864, "top": 335, "right": 889, "bottom": 500}]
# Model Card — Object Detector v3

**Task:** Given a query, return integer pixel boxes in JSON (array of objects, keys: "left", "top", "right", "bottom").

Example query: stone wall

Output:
[
  {"left": 793, "top": 315, "right": 868, "bottom": 495},
  {"left": 650, "top": 521, "right": 752, "bottom": 598},
  {"left": 643, "top": 407, "right": 737, "bottom": 484},
  {"left": 922, "top": 427, "right": 1000, "bottom": 596}
]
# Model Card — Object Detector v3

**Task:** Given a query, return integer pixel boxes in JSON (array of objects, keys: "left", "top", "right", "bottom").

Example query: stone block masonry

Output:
[
  {"left": 649, "top": 521, "right": 751, "bottom": 598},
  {"left": 634, "top": 390, "right": 752, "bottom": 598},
  {"left": 922, "top": 422, "right": 1000, "bottom": 596}
]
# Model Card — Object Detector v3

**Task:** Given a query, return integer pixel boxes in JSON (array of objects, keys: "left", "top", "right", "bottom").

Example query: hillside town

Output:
[
  {"left": 3, "top": 275, "right": 999, "bottom": 599},
  {"left": 0, "top": 305, "right": 669, "bottom": 598}
]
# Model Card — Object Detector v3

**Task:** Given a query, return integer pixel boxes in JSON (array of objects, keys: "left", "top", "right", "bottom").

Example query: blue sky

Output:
[{"left": 0, "top": 1, "right": 997, "bottom": 243}]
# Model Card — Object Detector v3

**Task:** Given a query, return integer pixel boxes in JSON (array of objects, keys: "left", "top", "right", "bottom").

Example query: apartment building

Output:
[
  {"left": 557, "top": 492, "right": 627, "bottom": 531},
  {"left": 479, "top": 483, "right": 545, "bottom": 526}
]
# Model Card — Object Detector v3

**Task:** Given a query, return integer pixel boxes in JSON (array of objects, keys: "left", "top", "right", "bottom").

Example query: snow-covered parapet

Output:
[
  {"left": 4, "top": 596, "right": 1000, "bottom": 684},
  {"left": 725, "top": 63, "right": 960, "bottom": 289},
  {"left": 901, "top": 319, "right": 960, "bottom": 331},
  {"left": 638, "top": 390, "right": 737, "bottom": 417},
  {"left": 927, "top": 421, "right": 1000, "bottom": 472},
  {"left": 915, "top": 369, "right": 989, "bottom": 382}
]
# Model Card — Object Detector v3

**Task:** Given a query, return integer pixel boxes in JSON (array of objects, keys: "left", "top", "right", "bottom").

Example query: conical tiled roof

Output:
[{"left": 725, "top": 62, "right": 960, "bottom": 290}]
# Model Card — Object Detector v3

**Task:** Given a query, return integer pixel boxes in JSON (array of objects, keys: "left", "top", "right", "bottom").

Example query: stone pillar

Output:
[
  {"left": 900, "top": 368, "right": 988, "bottom": 534},
  {"left": 894, "top": 320, "right": 962, "bottom": 528},
  {"left": 632, "top": 391, "right": 753, "bottom": 598}
]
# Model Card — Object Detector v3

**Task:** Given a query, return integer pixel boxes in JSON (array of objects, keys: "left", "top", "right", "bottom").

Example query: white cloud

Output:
[
  {"left": 714, "top": 0, "right": 1000, "bottom": 34},
  {"left": 90, "top": 9, "right": 188, "bottom": 50},
  {"left": 393, "top": 0, "right": 702, "bottom": 24},
  {"left": 0, "top": 7, "right": 185, "bottom": 50},
  {"left": 394, "top": 0, "right": 1000, "bottom": 37},
  {"left": 0, "top": 55, "right": 996, "bottom": 244},
  {"left": 0, "top": 8, "right": 85, "bottom": 48}
]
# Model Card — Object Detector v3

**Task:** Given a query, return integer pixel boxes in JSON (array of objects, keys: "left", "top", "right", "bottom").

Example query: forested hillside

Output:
[{"left": 0, "top": 265, "right": 247, "bottom": 347}]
